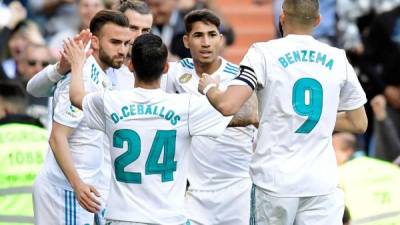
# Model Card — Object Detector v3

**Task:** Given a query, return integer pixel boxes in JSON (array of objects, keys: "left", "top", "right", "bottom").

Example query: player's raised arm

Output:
[
  {"left": 62, "top": 38, "right": 91, "bottom": 110},
  {"left": 26, "top": 29, "right": 92, "bottom": 97}
]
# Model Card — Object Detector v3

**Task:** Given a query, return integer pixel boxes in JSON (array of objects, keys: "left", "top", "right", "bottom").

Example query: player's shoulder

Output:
[
  {"left": 220, "top": 58, "right": 240, "bottom": 77},
  {"left": 178, "top": 58, "right": 195, "bottom": 70}
]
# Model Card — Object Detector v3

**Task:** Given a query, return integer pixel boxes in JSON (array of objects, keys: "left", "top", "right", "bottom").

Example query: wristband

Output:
[{"left": 203, "top": 83, "right": 217, "bottom": 95}]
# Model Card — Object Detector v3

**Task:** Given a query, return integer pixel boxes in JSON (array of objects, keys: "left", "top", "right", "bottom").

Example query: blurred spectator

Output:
[
  {"left": 339, "top": 156, "right": 400, "bottom": 224},
  {"left": 337, "top": 0, "right": 400, "bottom": 54},
  {"left": 333, "top": 132, "right": 357, "bottom": 225},
  {"left": 17, "top": 43, "right": 52, "bottom": 127},
  {"left": 370, "top": 95, "right": 400, "bottom": 163},
  {"left": 0, "top": 20, "right": 45, "bottom": 80},
  {"left": 359, "top": 6, "right": 400, "bottom": 156},
  {"left": 29, "top": 0, "right": 78, "bottom": 38},
  {"left": 0, "top": 1, "right": 27, "bottom": 30},
  {"left": 0, "top": 80, "right": 47, "bottom": 225},
  {"left": 0, "top": 80, "right": 29, "bottom": 120},
  {"left": 146, "top": 0, "right": 188, "bottom": 59},
  {"left": 333, "top": 132, "right": 357, "bottom": 166},
  {"left": 0, "top": 1, "right": 28, "bottom": 79},
  {"left": 18, "top": 44, "right": 53, "bottom": 83},
  {"left": 335, "top": 1, "right": 400, "bottom": 151},
  {"left": 48, "top": 0, "right": 105, "bottom": 58}
]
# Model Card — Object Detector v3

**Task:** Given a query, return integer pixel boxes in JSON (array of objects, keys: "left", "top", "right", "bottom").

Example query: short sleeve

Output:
[
  {"left": 53, "top": 82, "right": 84, "bottom": 128},
  {"left": 82, "top": 92, "right": 106, "bottom": 131},
  {"left": 238, "top": 43, "right": 267, "bottom": 88},
  {"left": 164, "top": 62, "right": 178, "bottom": 93},
  {"left": 188, "top": 95, "right": 232, "bottom": 137},
  {"left": 338, "top": 55, "right": 367, "bottom": 111}
]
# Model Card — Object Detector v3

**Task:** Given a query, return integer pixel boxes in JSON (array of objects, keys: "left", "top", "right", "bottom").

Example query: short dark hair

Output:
[
  {"left": 118, "top": 0, "right": 151, "bottom": 14},
  {"left": 131, "top": 33, "right": 168, "bottom": 82},
  {"left": 89, "top": 10, "right": 130, "bottom": 36},
  {"left": 283, "top": 0, "right": 319, "bottom": 26},
  {"left": 184, "top": 9, "right": 221, "bottom": 34}
]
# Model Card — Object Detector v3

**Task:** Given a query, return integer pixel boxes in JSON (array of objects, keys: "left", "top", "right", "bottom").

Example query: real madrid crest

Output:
[{"left": 179, "top": 73, "right": 192, "bottom": 83}]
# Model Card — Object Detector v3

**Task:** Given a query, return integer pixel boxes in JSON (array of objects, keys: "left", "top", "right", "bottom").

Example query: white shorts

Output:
[
  {"left": 250, "top": 185, "right": 344, "bottom": 225},
  {"left": 185, "top": 178, "right": 252, "bottom": 225},
  {"left": 32, "top": 174, "right": 94, "bottom": 225}
]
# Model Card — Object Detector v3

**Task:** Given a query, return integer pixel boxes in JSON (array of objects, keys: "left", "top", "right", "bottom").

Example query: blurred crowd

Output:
[{"left": 1, "top": 0, "right": 400, "bottom": 224}]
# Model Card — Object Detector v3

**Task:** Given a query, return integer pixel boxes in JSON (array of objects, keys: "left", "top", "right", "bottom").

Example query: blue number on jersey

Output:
[
  {"left": 292, "top": 78, "right": 323, "bottom": 133},
  {"left": 113, "top": 129, "right": 177, "bottom": 183},
  {"left": 145, "top": 130, "right": 177, "bottom": 182}
]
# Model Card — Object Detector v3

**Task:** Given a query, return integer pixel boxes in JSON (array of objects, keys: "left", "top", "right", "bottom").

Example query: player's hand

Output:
[
  {"left": 61, "top": 38, "right": 90, "bottom": 71},
  {"left": 198, "top": 73, "right": 219, "bottom": 95},
  {"left": 58, "top": 29, "right": 92, "bottom": 75},
  {"left": 74, "top": 181, "right": 101, "bottom": 213},
  {"left": 370, "top": 95, "right": 387, "bottom": 121}
]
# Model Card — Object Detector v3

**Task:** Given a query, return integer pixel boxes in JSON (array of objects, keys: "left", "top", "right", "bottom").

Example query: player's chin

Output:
[
  {"left": 111, "top": 60, "right": 124, "bottom": 69},
  {"left": 198, "top": 56, "right": 215, "bottom": 64}
]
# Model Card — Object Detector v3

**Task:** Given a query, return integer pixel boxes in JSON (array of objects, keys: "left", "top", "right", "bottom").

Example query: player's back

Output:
[
  {"left": 92, "top": 88, "right": 230, "bottom": 224},
  {"left": 248, "top": 34, "right": 366, "bottom": 197}
]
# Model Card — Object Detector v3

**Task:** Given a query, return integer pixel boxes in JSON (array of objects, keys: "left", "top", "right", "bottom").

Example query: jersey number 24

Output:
[{"left": 112, "top": 129, "right": 177, "bottom": 184}]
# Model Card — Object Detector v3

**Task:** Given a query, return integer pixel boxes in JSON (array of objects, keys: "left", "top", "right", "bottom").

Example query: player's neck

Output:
[
  {"left": 283, "top": 26, "right": 313, "bottom": 37},
  {"left": 194, "top": 57, "right": 222, "bottom": 77},
  {"left": 134, "top": 79, "right": 160, "bottom": 89}
]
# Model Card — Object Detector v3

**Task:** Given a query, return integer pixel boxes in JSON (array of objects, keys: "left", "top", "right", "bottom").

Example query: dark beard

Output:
[{"left": 99, "top": 48, "right": 123, "bottom": 69}]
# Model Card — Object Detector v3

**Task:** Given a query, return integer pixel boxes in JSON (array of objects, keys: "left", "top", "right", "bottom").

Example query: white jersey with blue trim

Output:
[
  {"left": 236, "top": 34, "right": 367, "bottom": 197},
  {"left": 41, "top": 55, "right": 112, "bottom": 189},
  {"left": 82, "top": 88, "right": 231, "bottom": 224},
  {"left": 166, "top": 57, "right": 255, "bottom": 190}
]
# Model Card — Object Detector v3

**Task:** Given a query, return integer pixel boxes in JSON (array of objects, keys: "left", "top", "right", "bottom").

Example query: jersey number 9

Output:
[{"left": 292, "top": 78, "right": 323, "bottom": 133}]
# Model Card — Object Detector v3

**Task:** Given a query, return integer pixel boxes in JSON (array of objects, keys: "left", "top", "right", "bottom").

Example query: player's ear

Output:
[
  {"left": 163, "top": 62, "right": 169, "bottom": 74},
  {"left": 183, "top": 34, "right": 189, "bottom": 49},
  {"left": 128, "top": 61, "right": 134, "bottom": 72},
  {"left": 91, "top": 35, "right": 99, "bottom": 51},
  {"left": 314, "top": 14, "right": 321, "bottom": 28}
]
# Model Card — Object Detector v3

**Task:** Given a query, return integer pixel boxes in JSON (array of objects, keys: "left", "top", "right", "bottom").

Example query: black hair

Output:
[
  {"left": 0, "top": 80, "right": 28, "bottom": 107},
  {"left": 89, "top": 9, "right": 130, "bottom": 36},
  {"left": 131, "top": 33, "right": 168, "bottom": 82},
  {"left": 184, "top": 9, "right": 221, "bottom": 34}
]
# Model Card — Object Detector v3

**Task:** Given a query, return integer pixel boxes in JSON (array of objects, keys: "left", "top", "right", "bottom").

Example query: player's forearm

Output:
[
  {"left": 206, "top": 87, "right": 242, "bottom": 116},
  {"left": 229, "top": 92, "right": 259, "bottom": 127},
  {"left": 335, "top": 111, "right": 368, "bottom": 134},
  {"left": 69, "top": 63, "right": 86, "bottom": 110},
  {"left": 49, "top": 133, "right": 82, "bottom": 189},
  {"left": 26, "top": 64, "right": 64, "bottom": 97}
]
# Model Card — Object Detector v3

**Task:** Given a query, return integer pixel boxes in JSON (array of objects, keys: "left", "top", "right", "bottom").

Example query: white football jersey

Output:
[
  {"left": 237, "top": 35, "right": 367, "bottom": 197},
  {"left": 42, "top": 55, "right": 111, "bottom": 188},
  {"left": 166, "top": 58, "right": 255, "bottom": 190},
  {"left": 82, "top": 88, "right": 231, "bottom": 224}
]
